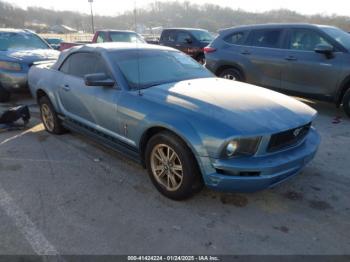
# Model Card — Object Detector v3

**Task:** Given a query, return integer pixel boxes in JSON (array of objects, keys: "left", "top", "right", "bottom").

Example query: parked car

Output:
[
  {"left": 159, "top": 28, "right": 214, "bottom": 64},
  {"left": 0, "top": 29, "right": 59, "bottom": 102},
  {"left": 205, "top": 23, "right": 350, "bottom": 117},
  {"left": 28, "top": 43, "right": 320, "bottom": 200},
  {"left": 59, "top": 30, "right": 146, "bottom": 51},
  {"left": 44, "top": 38, "right": 63, "bottom": 50}
]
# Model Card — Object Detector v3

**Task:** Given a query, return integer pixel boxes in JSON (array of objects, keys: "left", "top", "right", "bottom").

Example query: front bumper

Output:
[
  {"left": 200, "top": 128, "right": 320, "bottom": 192},
  {"left": 0, "top": 70, "right": 28, "bottom": 92}
]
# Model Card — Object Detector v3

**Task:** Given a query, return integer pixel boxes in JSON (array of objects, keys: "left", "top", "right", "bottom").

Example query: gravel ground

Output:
[{"left": 0, "top": 93, "right": 349, "bottom": 255}]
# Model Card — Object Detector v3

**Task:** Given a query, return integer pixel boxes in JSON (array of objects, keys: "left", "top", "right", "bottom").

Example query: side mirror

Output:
[
  {"left": 185, "top": 38, "right": 193, "bottom": 44},
  {"left": 314, "top": 44, "right": 334, "bottom": 58},
  {"left": 84, "top": 73, "right": 115, "bottom": 87}
]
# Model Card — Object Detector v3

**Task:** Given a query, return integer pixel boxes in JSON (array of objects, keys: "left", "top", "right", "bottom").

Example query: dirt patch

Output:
[
  {"left": 309, "top": 200, "right": 333, "bottom": 211},
  {"left": 0, "top": 164, "right": 23, "bottom": 172},
  {"left": 283, "top": 191, "right": 304, "bottom": 201},
  {"left": 273, "top": 226, "right": 289, "bottom": 233},
  {"left": 133, "top": 184, "right": 152, "bottom": 194},
  {"left": 37, "top": 134, "right": 50, "bottom": 142},
  {"left": 220, "top": 194, "right": 248, "bottom": 207}
]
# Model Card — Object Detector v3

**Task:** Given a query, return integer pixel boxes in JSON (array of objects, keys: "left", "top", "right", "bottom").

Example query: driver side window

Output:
[
  {"left": 289, "top": 29, "right": 333, "bottom": 51},
  {"left": 177, "top": 32, "right": 192, "bottom": 43},
  {"left": 59, "top": 53, "right": 109, "bottom": 79}
]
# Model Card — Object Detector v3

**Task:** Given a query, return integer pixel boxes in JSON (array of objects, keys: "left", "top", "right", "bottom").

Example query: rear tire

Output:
[
  {"left": 39, "top": 96, "right": 66, "bottom": 134},
  {"left": 145, "top": 131, "right": 203, "bottom": 200},
  {"left": 343, "top": 89, "right": 350, "bottom": 118},
  {"left": 196, "top": 54, "right": 205, "bottom": 65},
  {"left": 219, "top": 68, "right": 244, "bottom": 82},
  {"left": 0, "top": 85, "right": 11, "bottom": 102}
]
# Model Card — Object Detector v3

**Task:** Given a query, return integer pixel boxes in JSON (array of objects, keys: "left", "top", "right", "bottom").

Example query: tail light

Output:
[{"left": 203, "top": 47, "right": 217, "bottom": 54}]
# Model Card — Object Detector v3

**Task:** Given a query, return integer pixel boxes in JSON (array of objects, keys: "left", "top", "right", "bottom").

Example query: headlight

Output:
[
  {"left": 0, "top": 61, "right": 22, "bottom": 71},
  {"left": 223, "top": 137, "right": 261, "bottom": 158}
]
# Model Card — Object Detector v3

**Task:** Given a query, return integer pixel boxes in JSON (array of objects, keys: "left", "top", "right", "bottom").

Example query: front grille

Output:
[{"left": 267, "top": 123, "right": 311, "bottom": 152}]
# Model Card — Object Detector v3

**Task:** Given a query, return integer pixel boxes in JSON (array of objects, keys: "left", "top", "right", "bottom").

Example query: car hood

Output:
[
  {"left": 142, "top": 78, "right": 317, "bottom": 136},
  {"left": 2, "top": 49, "right": 59, "bottom": 64}
]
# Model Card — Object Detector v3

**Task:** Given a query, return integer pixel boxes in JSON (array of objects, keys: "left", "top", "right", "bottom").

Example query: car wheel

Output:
[
  {"left": 219, "top": 68, "right": 243, "bottom": 81},
  {"left": 145, "top": 131, "right": 203, "bottom": 200},
  {"left": 343, "top": 89, "right": 350, "bottom": 117},
  {"left": 0, "top": 84, "right": 11, "bottom": 102},
  {"left": 39, "top": 96, "right": 66, "bottom": 134}
]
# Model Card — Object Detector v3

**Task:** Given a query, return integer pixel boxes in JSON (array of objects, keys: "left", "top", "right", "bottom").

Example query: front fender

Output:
[{"left": 138, "top": 113, "right": 209, "bottom": 158}]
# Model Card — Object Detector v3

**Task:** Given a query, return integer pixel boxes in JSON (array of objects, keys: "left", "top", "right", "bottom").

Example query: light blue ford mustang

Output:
[{"left": 28, "top": 43, "right": 320, "bottom": 200}]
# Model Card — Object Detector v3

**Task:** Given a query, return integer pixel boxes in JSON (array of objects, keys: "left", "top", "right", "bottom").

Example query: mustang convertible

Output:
[{"left": 28, "top": 43, "right": 320, "bottom": 200}]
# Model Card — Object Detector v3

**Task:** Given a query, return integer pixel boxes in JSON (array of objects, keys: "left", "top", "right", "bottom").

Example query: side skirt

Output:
[{"left": 62, "top": 118, "right": 142, "bottom": 164}]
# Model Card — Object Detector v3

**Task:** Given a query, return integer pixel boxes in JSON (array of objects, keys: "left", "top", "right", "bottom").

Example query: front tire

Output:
[
  {"left": 219, "top": 68, "right": 243, "bottom": 82},
  {"left": 39, "top": 96, "right": 66, "bottom": 134},
  {"left": 343, "top": 89, "right": 350, "bottom": 118},
  {"left": 145, "top": 131, "right": 203, "bottom": 200}
]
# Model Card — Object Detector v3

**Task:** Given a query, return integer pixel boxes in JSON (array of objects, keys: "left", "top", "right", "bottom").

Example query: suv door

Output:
[
  {"left": 281, "top": 28, "right": 344, "bottom": 97},
  {"left": 58, "top": 52, "right": 120, "bottom": 134},
  {"left": 243, "top": 28, "right": 286, "bottom": 89}
]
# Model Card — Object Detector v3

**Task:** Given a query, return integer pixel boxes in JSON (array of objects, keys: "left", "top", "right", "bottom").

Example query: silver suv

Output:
[{"left": 205, "top": 24, "right": 350, "bottom": 116}]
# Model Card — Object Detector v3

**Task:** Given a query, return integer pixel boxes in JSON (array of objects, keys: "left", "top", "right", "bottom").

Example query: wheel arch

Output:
[
  {"left": 138, "top": 125, "right": 204, "bottom": 170},
  {"left": 36, "top": 89, "right": 48, "bottom": 103},
  {"left": 336, "top": 75, "right": 350, "bottom": 106},
  {"left": 215, "top": 63, "right": 246, "bottom": 81}
]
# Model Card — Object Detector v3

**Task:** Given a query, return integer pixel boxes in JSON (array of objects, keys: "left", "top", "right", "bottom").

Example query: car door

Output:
[
  {"left": 281, "top": 28, "right": 344, "bottom": 96},
  {"left": 242, "top": 28, "right": 287, "bottom": 89},
  {"left": 58, "top": 52, "right": 120, "bottom": 134}
]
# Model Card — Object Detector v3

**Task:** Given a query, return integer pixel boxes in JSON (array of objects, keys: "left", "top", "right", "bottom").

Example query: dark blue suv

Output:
[{"left": 205, "top": 23, "right": 350, "bottom": 116}]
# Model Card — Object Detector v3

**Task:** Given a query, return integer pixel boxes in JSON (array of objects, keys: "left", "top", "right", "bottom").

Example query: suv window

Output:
[
  {"left": 161, "top": 30, "right": 177, "bottom": 42},
  {"left": 224, "top": 31, "right": 246, "bottom": 45},
  {"left": 60, "top": 53, "right": 108, "bottom": 78},
  {"left": 248, "top": 29, "right": 283, "bottom": 48},
  {"left": 96, "top": 32, "right": 107, "bottom": 43},
  {"left": 176, "top": 32, "right": 192, "bottom": 43},
  {"left": 289, "top": 29, "right": 333, "bottom": 51}
]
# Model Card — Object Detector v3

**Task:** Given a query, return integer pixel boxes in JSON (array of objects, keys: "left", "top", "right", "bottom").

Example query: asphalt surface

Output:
[{"left": 0, "top": 93, "right": 349, "bottom": 255}]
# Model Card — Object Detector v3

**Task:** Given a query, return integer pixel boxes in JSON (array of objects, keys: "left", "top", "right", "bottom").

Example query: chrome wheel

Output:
[
  {"left": 223, "top": 74, "right": 236, "bottom": 81},
  {"left": 41, "top": 104, "right": 54, "bottom": 132},
  {"left": 150, "top": 144, "right": 183, "bottom": 191}
]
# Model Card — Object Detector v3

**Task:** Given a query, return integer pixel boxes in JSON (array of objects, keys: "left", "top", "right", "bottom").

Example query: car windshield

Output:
[
  {"left": 112, "top": 50, "right": 213, "bottom": 89},
  {"left": 322, "top": 27, "right": 350, "bottom": 50},
  {"left": 110, "top": 32, "right": 146, "bottom": 44},
  {"left": 0, "top": 32, "right": 50, "bottom": 51},
  {"left": 190, "top": 30, "right": 214, "bottom": 42}
]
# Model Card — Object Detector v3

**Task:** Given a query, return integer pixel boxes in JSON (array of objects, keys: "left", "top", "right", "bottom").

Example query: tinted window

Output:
[
  {"left": 161, "top": 31, "right": 177, "bottom": 42},
  {"left": 96, "top": 32, "right": 107, "bottom": 43},
  {"left": 249, "top": 29, "right": 283, "bottom": 48},
  {"left": 109, "top": 32, "right": 145, "bottom": 43},
  {"left": 190, "top": 30, "right": 214, "bottom": 42},
  {"left": 0, "top": 32, "right": 50, "bottom": 51},
  {"left": 111, "top": 50, "right": 213, "bottom": 89},
  {"left": 322, "top": 27, "right": 350, "bottom": 50},
  {"left": 289, "top": 29, "right": 332, "bottom": 51},
  {"left": 224, "top": 32, "right": 246, "bottom": 45},
  {"left": 176, "top": 32, "right": 192, "bottom": 43},
  {"left": 60, "top": 53, "right": 108, "bottom": 78}
]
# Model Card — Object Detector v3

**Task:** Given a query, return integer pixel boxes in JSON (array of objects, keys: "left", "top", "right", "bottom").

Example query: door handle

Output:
[
  {"left": 285, "top": 56, "right": 297, "bottom": 61},
  {"left": 62, "top": 84, "right": 70, "bottom": 91},
  {"left": 241, "top": 50, "right": 251, "bottom": 55}
]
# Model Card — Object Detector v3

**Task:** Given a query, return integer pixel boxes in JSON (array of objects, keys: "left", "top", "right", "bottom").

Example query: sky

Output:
[{"left": 4, "top": 0, "right": 350, "bottom": 17}]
